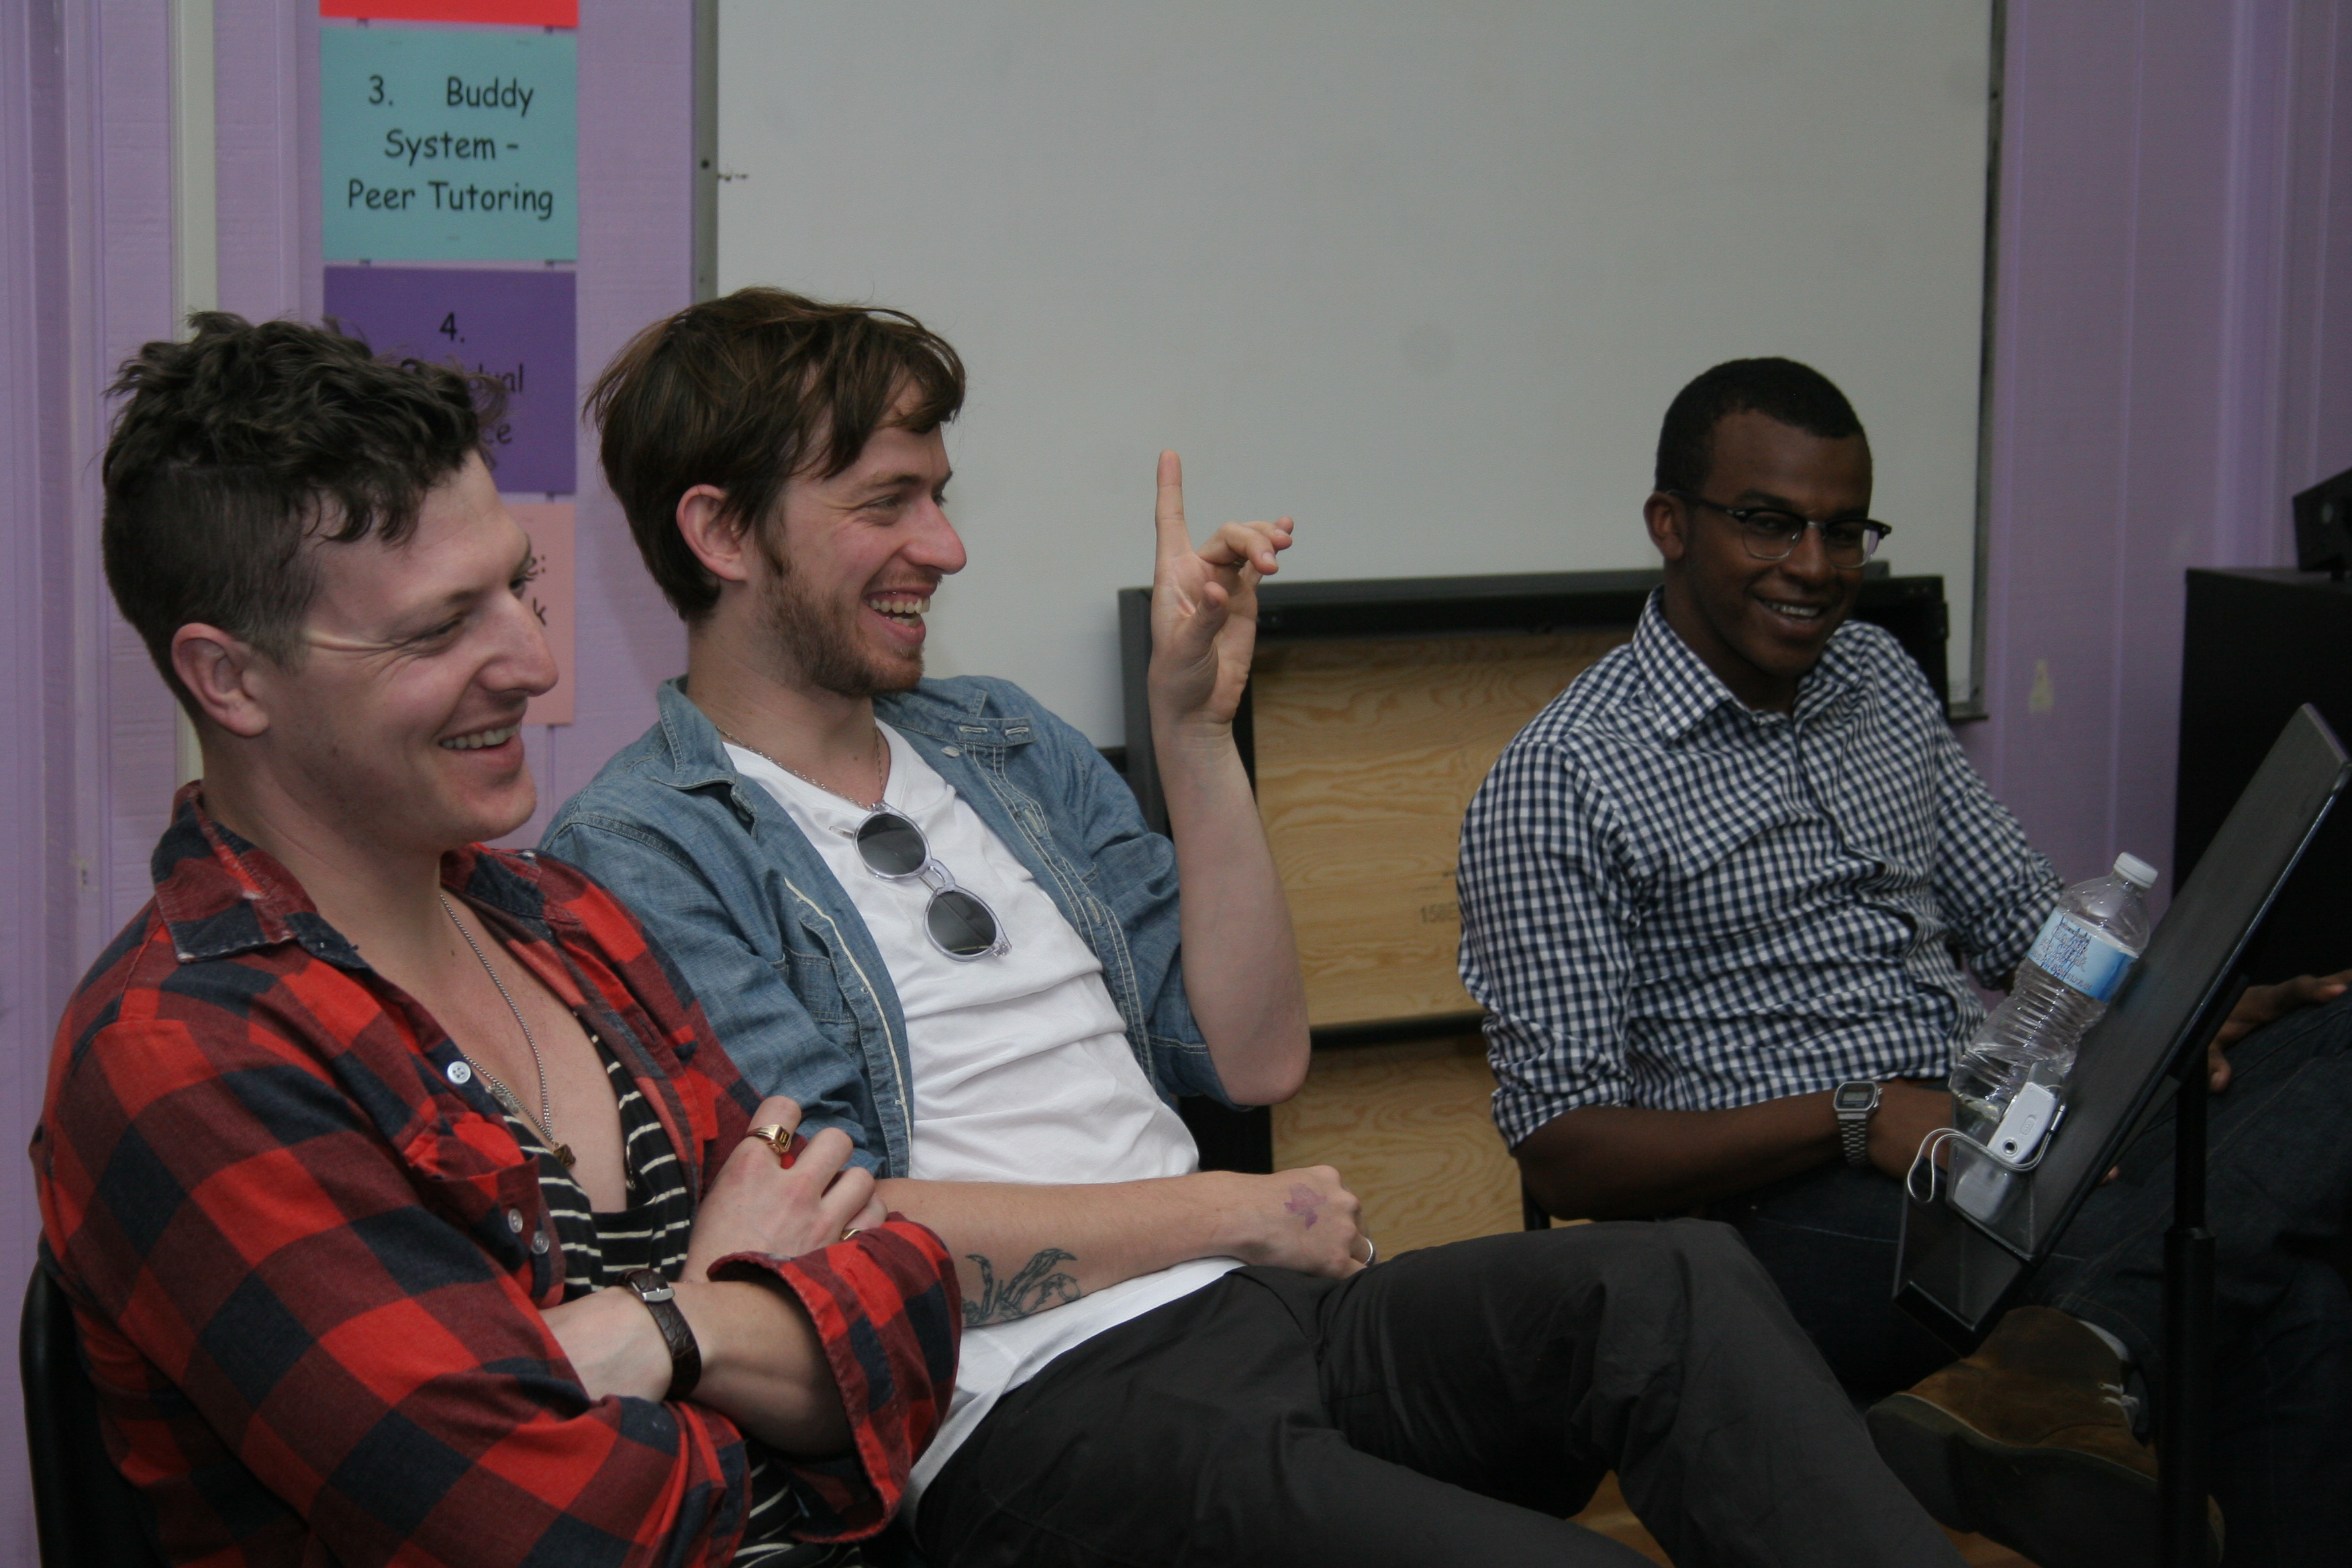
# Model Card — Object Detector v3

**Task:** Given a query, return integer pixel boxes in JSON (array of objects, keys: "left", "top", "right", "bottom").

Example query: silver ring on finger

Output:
[{"left": 1355, "top": 1235, "right": 1377, "bottom": 1267}]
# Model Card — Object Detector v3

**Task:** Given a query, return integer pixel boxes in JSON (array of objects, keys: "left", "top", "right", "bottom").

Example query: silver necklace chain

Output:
[
  {"left": 439, "top": 893, "right": 573, "bottom": 1168},
  {"left": 716, "top": 722, "right": 890, "bottom": 812}
]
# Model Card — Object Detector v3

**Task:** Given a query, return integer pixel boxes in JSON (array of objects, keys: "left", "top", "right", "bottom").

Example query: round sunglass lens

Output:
[
  {"left": 927, "top": 891, "right": 999, "bottom": 958},
  {"left": 856, "top": 813, "right": 928, "bottom": 877}
]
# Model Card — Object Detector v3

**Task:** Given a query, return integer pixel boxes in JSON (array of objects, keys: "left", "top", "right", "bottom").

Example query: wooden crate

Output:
[
  {"left": 1267, "top": 1033, "right": 1524, "bottom": 1255},
  {"left": 1251, "top": 631, "right": 1628, "bottom": 1029}
]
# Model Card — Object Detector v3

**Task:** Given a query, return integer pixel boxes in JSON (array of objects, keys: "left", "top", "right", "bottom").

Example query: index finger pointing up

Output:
[{"left": 1155, "top": 450, "right": 1191, "bottom": 563}]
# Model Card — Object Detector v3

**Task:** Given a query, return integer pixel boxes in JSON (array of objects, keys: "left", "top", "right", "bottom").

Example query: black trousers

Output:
[
  {"left": 916, "top": 1220, "right": 1961, "bottom": 1568},
  {"left": 1711, "top": 992, "right": 2352, "bottom": 1567}
]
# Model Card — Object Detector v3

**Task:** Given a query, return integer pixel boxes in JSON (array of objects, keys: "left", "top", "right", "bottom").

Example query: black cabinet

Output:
[{"left": 2176, "top": 569, "right": 2352, "bottom": 982}]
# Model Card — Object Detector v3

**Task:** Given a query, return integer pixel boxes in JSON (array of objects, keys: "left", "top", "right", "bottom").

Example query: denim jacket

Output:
[{"left": 542, "top": 677, "right": 1224, "bottom": 1178}]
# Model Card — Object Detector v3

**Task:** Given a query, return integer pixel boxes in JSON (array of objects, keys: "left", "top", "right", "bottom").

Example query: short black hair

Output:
[
  {"left": 1654, "top": 357, "right": 1865, "bottom": 495},
  {"left": 102, "top": 312, "right": 504, "bottom": 715}
]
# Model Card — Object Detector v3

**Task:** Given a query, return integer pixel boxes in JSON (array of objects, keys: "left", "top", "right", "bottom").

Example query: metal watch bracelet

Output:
[{"left": 1833, "top": 1080, "right": 1882, "bottom": 1169}]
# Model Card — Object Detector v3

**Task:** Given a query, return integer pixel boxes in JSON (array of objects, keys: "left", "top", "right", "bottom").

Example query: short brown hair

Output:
[
  {"left": 102, "top": 312, "right": 503, "bottom": 715},
  {"left": 587, "top": 288, "right": 965, "bottom": 621}
]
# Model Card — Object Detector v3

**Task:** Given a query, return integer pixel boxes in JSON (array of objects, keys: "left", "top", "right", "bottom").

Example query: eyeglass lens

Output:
[
  {"left": 1738, "top": 513, "right": 1881, "bottom": 566},
  {"left": 854, "top": 814, "right": 930, "bottom": 877},
  {"left": 854, "top": 811, "right": 1003, "bottom": 959},
  {"left": 926, "top": 891, "right": 1001, "bottom": 959}
]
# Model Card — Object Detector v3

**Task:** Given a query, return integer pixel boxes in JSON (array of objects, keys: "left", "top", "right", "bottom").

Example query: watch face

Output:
[{"left": 1834, "top": 1083, "right": 1877, "bottom": 1113}]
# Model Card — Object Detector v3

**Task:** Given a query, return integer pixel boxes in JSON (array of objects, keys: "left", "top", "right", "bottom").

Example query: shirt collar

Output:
[
  {"left": 150, "top": 783, "right": 553, "bottom": 968},
  {"left": 1632, "top": 591, "right": 1864, "bottom": 740},
  {"left": 646, "top": 675, "right": 1033, "bottom": 824}
]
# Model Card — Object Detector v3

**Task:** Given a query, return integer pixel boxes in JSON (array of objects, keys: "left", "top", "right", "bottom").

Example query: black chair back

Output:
[{"left": 20, "top": 1269, "right": 165, "bottom": 1567}]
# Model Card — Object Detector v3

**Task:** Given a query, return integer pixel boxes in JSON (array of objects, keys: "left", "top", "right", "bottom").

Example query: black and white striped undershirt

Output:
[{"left": 500, "top": 1033, "right": 856, "bottom": 1567}]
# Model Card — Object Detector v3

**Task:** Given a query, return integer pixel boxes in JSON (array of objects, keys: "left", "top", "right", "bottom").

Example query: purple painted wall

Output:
[
  {"left": 6, "top": 0, "right": 2351, "bottom": 1561},
  {"left": 0, "top": 2, "right": 70, "bottom": 1553},
  {"left": 1966, "top": 0, "right": 2352, "bottom": 902},
  {"left": 0, "top": 3, "right": 691, "bottom": 1561}
]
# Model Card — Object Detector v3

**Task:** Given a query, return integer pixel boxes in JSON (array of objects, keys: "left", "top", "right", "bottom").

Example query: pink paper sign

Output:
[
  {"left": 322, "top": 0, "right": 578, "bottom": 26},
  {"left": 508, "top": 499, "right": 574, "bottom": 726}
]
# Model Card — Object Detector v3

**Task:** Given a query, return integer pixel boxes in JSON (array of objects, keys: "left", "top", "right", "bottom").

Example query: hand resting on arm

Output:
[{"left": 541, "top": 1095, "right": 885, "bottom": 1453}]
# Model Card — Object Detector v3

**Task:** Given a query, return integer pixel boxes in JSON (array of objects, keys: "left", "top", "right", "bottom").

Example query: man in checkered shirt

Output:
[{"left": 1459, "top": 358, "right": 2352, "bottom": 1568}]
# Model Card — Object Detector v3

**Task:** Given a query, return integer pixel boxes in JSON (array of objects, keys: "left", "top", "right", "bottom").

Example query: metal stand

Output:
[{"left": 2159, "top": 975, "right": 2237, "bottom": 1567}]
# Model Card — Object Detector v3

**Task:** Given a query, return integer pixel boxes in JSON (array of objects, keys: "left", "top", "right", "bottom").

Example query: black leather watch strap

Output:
[{"left": 620, "top": 1268, "right": 701, "bottom": 1402}]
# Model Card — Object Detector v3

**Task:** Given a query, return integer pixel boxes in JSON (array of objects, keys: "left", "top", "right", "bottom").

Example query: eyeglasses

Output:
[
  {"left": 852, "top": 810, "right": 1010, "bottom": 961},
  {"left": 1666, "top": 491, "right": 1892, "bottom": 568}
]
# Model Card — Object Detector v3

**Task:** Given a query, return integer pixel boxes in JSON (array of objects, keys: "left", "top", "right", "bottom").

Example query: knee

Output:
[{"left": 1531, "top": 1217, "right": 1770, "bottom": 1311}]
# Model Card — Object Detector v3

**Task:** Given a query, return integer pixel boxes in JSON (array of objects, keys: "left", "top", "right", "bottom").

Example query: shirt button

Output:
[
  {"left": 505, "top": 1208, "right": 524, "bottom": 1233},
  {"left": 446, "top": 1061, "right": 473, "bottom": 1086},
  {"left": 941, "top": 746, "right": 960, "bottom": 757},
  {"left": 530, "top": 1230, "right": 550, "bottom": 1255}
]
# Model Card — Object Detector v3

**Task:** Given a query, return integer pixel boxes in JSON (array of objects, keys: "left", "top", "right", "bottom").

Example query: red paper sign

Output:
[{"left": 321, "top": 0, "right": 577, "bottom": 26}]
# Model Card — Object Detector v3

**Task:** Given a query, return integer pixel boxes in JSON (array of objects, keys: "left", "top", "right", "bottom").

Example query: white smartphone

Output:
[
  {"left": 1990, "top": 1081, "right": 2062, "bottom": 1164},
  {"left": 1951, "top": 1082, "right": 2065, "bottom": 1225}
]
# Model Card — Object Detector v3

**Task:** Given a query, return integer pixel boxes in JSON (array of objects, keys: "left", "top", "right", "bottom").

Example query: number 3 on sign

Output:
[{"left": 367, "top": 73, "right": 387, "bottom": 105}]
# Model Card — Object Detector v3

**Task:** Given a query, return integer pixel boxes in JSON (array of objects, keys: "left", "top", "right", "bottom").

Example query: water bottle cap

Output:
[{"left": 2113, "top": 852, "right": 2159, "bottom": 888}]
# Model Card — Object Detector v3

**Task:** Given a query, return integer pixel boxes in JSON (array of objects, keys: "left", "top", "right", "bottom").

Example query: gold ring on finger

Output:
[{"left": 746, "top": 1123, "right": 793, "bottom": 1159}]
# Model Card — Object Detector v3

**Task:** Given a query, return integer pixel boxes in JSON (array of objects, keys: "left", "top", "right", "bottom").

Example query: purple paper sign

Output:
[{"left": 324, "top": 264, "right": 577, "bottom": 494}]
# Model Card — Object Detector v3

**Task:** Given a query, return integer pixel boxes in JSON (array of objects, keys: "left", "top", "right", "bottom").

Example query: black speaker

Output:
[{"left": 2292, "top": 465, "right": 2352, "bottom": 577}]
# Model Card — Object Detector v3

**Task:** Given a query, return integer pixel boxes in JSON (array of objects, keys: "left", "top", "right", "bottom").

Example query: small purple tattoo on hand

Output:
[{"left": 1284, "top": 1184, "right": 1322, "bottom": 1226}]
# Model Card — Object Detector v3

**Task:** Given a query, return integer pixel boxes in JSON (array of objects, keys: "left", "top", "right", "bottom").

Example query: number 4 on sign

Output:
[{"left": 439, "top": 312, "right": 460, "bottom": 342}]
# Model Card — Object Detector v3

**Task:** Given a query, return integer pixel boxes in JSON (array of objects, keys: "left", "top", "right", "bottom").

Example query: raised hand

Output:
[{"left": 1147, "top": 450, "right": 1294, "bottom": 734}]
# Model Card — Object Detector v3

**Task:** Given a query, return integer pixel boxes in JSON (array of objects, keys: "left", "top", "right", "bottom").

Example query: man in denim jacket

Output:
[{"left": 545, "top": 287, "right": 1965, "bottom": 1567}]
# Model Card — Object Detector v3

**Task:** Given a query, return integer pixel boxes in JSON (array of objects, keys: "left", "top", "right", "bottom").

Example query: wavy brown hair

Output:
[{"left": 587, "top": 287, "right": 965, "bottom": 622}]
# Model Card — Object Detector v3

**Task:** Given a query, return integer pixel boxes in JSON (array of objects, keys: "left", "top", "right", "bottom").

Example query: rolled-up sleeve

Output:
[
  {"left": 1457, "top": 736, "right": 1649, "bottom": 1146},
  {"left": 41, "top": 1018, "right": 763, "bottom": 1568}
]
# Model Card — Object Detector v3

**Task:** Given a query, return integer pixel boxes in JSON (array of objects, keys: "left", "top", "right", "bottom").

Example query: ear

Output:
[
  {"left": 1644, "top": 492, "right": 1689, "bottom": 567},
  {"left": 675, "top": 484, "right": 761, "bottom": 587},
  {"left": 170, "top": 624, "right": 273, "bottom": 739}
]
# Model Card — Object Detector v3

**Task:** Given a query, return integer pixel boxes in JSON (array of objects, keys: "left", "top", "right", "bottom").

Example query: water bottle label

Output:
[{"left": 2026, "top": 910, "right": 2137, "bottom": 1001}]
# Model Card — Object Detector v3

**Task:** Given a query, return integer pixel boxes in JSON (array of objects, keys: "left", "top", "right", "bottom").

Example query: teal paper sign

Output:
[{"left": 321, "top": 27, "right": 576, "bottom": 262}]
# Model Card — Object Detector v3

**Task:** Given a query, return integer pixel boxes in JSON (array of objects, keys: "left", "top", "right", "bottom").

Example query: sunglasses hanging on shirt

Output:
[{"left": 853, "top": 810, "right": 1010, "bottom": 961}]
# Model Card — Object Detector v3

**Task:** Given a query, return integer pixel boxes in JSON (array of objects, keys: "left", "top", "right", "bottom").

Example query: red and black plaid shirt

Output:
[{"left": 34, "top": 787, "right": 961, "bottom": 1567}]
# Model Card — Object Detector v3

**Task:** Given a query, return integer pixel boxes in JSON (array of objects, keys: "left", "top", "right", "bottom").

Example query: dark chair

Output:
[{"left": 21, "top": 1269, "right": 165, "bottom": 1567}]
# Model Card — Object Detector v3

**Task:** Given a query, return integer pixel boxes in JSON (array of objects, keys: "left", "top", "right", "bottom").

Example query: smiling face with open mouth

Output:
[
  {"left": 753, "top": 411, "right": 964, "bottom": 699},
  {"left": 1645, "top": 408, "right": 1874, "bottom": 714},
  {"left": 253, "top": 454, "right": 559, "bottom": 861}
]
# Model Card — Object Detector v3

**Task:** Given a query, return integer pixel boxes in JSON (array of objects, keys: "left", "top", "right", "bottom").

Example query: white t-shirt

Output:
[{"left": 726, "top": 726, "right": 1239, "bottom": 1496}]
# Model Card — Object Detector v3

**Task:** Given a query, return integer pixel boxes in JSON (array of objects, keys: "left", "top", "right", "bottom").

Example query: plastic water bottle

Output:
[{"left": 1949, "top": 853, "right": 2159, "bottom": 1150}]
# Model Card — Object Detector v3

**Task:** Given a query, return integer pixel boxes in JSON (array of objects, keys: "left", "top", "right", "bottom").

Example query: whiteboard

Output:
[{"left": 715, "top": 1, "right": 1995, "bottom": 742}]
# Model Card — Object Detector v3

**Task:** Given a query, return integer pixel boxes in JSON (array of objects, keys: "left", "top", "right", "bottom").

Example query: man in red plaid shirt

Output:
[{"left": 32, "top": 313, "right": 963, "bottom": 1567}]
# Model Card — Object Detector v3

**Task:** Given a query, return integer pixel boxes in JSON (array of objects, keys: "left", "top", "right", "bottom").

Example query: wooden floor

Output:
[{"left": 1571, "top": 1473, "right": 2038, "bottom": 1565}]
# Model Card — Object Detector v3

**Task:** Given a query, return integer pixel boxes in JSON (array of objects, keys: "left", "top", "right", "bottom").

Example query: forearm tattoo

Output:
[{"left": 963, "top": 1246, "right": 1081, "bottom": 1326}]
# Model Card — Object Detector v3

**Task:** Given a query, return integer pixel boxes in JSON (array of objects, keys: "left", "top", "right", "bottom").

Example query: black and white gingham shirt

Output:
[{"left": 1458, "top": 595, "right": 2059, "bottom": 1146}]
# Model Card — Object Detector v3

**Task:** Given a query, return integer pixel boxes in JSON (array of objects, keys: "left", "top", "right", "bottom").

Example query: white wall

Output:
[{"left": 719, "top": 0, "right": 1994, "bottom": 742}]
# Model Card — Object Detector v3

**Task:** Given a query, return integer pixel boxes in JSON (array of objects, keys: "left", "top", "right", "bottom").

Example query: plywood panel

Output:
[
  {"left": 1253, "top": 631, "right": 1631, "bottom": 1028},
  {"left": 1269, "top": 1034, "right": 1524, "bottom": 1256}
]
